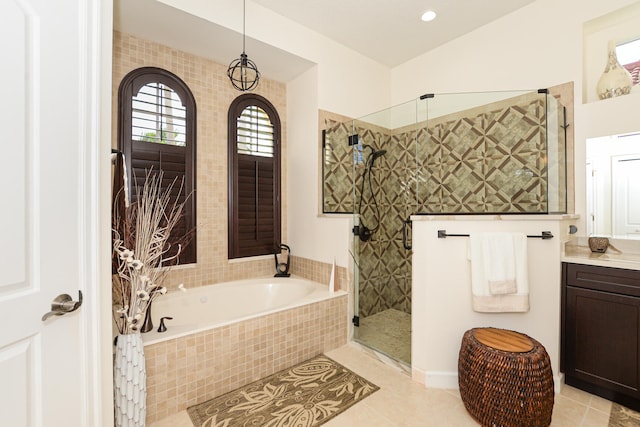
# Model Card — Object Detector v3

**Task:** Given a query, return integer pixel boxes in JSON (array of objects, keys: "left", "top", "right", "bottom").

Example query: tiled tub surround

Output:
[
  {"left": 143, "top": 277, "right": 346, "bottom": 345},
  {"left": 289, "top": 255, "right": 349, "bottom": 290},
  {"left": 143, "top": 286, "right": 347, "bottom": 423}
]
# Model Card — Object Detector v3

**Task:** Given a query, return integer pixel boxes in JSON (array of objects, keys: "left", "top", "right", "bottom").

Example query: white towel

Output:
[
  {"left": 467, "top": 232, "right": 529, "bottom": 313},
  {"left": 485, "top": 234, "right": 517, "bottom": 294}
]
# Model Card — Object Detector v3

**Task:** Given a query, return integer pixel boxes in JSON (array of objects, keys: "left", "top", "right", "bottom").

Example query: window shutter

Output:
[
  {"left": 228, "top": 95, "right": 281, "bottom": 259},
  {"left": 129, "top": 142, "right": 192, "bottom": 262},
  {"left": 236, "top": 157, "right": 276, "bottom": 255},
  {"left": 118, "top": 67, "right": 197, "bottom": 265}
]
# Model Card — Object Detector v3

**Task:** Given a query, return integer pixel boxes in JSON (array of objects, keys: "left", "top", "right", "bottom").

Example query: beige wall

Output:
[{"left": 112, "top": 31, "right": 288, "bottom": 290}]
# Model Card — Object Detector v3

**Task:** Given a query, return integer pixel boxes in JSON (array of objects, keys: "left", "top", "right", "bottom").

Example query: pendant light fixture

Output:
[{"left": 227, "top": 0, "right": 260, "bottom": 91}]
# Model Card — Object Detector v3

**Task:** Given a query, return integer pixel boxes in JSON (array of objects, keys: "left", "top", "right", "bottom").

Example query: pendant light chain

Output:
[{"left": 227, "top": 0, "right": 260, "bottom": 91}]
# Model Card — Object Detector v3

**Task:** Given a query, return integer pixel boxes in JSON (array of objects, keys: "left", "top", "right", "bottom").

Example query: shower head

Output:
[
  {"left": 369, "top": 148, "right": 386, "bottom": 167},
  {"left": 372, "top": 149, "right": 386, "bottom": 160},
  {"left": 361, "top": 144, "right": 386, "bottom": 164}
]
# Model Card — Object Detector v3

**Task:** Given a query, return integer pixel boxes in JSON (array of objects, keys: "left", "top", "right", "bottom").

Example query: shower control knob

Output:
[{"left": 358, "top": 226, "right": 372, "bottom": 242}]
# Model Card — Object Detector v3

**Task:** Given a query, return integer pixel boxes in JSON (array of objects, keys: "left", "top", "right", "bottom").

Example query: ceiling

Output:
[
  {"left": 251, "top": 0, "right": 535, "bottom": 67},
  {"left": 114, "top": 0, "right": 316, "bottom": 83},
  {"left": 114, "top": 0, "right": 535, "bottom": 82}
]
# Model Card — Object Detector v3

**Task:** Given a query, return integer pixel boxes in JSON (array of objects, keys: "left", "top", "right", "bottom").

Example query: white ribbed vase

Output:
[{"left": 114, "top": 333, "right": 146, "bottom": 427}]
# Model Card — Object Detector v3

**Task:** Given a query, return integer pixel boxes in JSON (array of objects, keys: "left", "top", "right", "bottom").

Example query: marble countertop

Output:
[{"left": 562, "top": 238, "right": 640, "bottom": 271}]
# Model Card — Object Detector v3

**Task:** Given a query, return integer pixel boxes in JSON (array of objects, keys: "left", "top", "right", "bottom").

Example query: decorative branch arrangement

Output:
[{"left": 112, "top": 171, "right": 188, "bottom": 334}]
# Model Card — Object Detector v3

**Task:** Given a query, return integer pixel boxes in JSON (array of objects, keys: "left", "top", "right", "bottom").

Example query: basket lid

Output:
[{"left": 473, "top": 328, "right": 534, "bottom": 352}]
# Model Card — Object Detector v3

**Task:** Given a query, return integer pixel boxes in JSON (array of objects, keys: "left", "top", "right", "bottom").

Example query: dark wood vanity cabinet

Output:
[{"left": 561, "top": 262, "right": 640, "bottom": 411}]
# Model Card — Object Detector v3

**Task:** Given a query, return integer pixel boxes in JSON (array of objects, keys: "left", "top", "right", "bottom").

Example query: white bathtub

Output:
[{"left": 141, "top": 276, "right": 346, "bottom": 345}]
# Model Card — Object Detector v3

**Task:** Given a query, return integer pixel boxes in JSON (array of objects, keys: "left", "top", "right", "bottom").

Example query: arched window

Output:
[
  {"left": 228, "top": 94, "right": 281, "bottom": 259},
  {"left": 118, "top": 67, "right": 197, "bottom": 264}
]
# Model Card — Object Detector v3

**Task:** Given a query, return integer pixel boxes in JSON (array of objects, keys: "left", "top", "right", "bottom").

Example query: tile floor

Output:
[
  {"left": 150, "top": 343, "right": 615, "bottom": 427},
  {"left": 357, "top": 309, "right": 411, "bottom": 364}
]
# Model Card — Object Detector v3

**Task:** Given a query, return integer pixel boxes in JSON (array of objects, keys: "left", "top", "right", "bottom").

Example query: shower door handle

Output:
[{"left": 402, "top": 218, "right": 412, "bottom": 250}]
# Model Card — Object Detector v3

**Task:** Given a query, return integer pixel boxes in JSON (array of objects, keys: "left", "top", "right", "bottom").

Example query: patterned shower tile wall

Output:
[
  {"left": 321, "top": 111, "right": 395, "bottom": 216},
  {"left": 323, "top": 92, "right": 553, "bottom": 216},
  {"left": 322, "top": 118, "right": 354, "bottom": 213},
  {"left": 321, "top": 112, "right": 416, "bottom": 318},
  {"left": 417, "top": 93, "right": 549, "bottom": 213},
  {"left": 321, "top": 92, "right": 561, "bottom": 318},
  {"left": 355, "top": 122, "right": 414, "bottom": 318}
]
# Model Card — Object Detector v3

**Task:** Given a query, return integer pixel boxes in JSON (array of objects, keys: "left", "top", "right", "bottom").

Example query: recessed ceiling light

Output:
[{"left": 421, "top": 10, "right": 437, "bottom": 22}]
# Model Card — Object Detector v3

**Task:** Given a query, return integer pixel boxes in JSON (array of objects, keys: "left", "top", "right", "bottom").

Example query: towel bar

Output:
[{"left": 437, "top": 230, "right": 553, "bottom": 239}]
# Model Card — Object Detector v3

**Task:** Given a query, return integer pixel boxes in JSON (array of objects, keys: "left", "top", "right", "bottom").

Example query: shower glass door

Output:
[
  {"left": 342, "top": 88, "right": 567, "bottom": 366},
  {"left": 351, "top": 100, "right": 418, "bottom": 366}
]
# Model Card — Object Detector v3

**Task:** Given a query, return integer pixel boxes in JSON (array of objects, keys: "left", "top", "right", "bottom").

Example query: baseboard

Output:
[
  {"left": 555, "top": 373, "right": 564, "bottom": 394},
  {"left": 412, "top": 367, "right": 426, "bottom": 385},
  {"left": 425, "top": 371, "right": 459, "bottom": 389}
]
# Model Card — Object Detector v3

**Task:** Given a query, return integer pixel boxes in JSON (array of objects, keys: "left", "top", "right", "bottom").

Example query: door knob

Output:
[{"left": 42, "top": 290, "right": 83, "bottom": 321}]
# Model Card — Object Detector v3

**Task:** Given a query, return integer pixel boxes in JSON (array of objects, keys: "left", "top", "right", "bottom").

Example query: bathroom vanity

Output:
[{"left": 561, "top": 242, "right": 640, "bottom": 411}]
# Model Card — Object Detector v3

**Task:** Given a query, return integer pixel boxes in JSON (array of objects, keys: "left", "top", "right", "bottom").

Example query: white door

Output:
[
  {"left": 612, "top": 154, "right": 640, "bottom": 238},
  {"left": 0, "top": 0, "right": 104, "bottom": 425}
]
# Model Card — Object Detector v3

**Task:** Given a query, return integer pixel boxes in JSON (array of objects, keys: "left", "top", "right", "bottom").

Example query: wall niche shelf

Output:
[{"left": 582, "top": 3, "right": 640, "bottom": 105}]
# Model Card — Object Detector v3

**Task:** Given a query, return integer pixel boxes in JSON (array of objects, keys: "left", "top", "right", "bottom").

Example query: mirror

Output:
[{"left": 586, "top": 131, "right": 640, "bottom": 239}]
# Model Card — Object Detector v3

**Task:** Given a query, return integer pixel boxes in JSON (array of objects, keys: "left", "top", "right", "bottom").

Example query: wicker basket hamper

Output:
[{"left": 458, "top": 328, "right": 554, "bottom": 427}]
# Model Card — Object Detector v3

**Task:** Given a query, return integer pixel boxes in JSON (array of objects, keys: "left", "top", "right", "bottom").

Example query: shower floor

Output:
[{"left": 356, "top": 308, "right": 411, "bottom": 365}]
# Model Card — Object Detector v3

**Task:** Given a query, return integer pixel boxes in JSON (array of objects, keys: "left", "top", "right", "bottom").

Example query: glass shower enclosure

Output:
[{"left": 322, "top": 89, "right": 568, "bottom": 366}]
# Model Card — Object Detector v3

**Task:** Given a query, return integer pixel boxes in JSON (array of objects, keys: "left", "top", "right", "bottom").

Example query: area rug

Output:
[
  {"left": 187, "top": 354, "right": 379, "bottom": 427},
  {"left": 609, "top": 403, "right": 640, "bottom": 426}
]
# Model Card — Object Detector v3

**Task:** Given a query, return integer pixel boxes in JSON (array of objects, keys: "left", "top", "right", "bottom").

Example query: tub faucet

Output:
[
  {"left": 140, "top": 307, "right": 153, "bottom": 333},
  {"left": 274, "top": 244, "right": 291, "bottom": 277},
  {"left": 158, "top": 316, "right": 172, "bottom": 333},
  {"left": 140, "top": 286, "right": 164, "bottom": 333}
]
